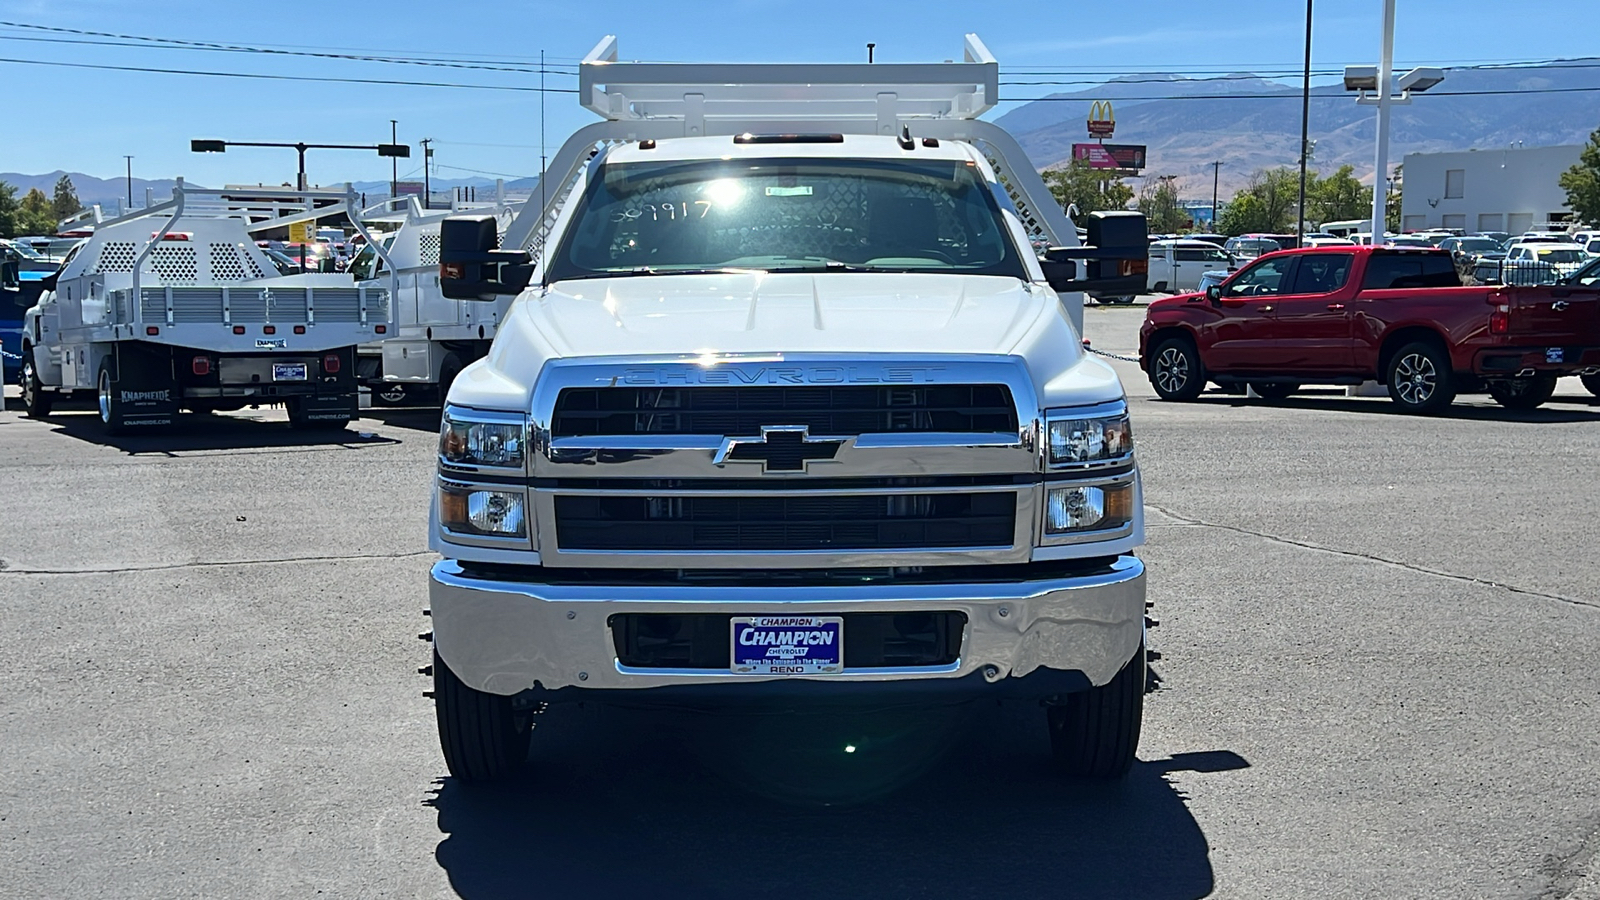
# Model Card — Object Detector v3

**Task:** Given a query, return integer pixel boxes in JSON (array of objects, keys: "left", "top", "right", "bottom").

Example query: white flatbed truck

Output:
[{"left": 17, "top": 183, "right": 395, "bottom": 432}]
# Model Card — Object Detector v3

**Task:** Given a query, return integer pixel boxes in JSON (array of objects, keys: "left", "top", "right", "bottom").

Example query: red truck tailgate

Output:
[{"left": 1502, "top": 285, "right": 1600, "bottom": 341}]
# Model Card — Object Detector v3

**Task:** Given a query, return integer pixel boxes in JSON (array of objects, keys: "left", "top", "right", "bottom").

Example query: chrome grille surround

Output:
[{"left": 528, "top": 354, "right": 1044, "bottom": 569}]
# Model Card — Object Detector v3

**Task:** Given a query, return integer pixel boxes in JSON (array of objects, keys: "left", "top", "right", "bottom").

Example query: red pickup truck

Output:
[{"left": 1138, "top": 246, "right": 1600, "bottom": 413}]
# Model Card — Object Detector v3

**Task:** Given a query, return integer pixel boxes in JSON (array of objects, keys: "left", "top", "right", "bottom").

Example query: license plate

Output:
[
  {"left": 272, "top": 363, "right": 308, "bottom": 382},
  {"left": 1546, "top": 347, "right": 1565, "bottom": 363},
  {"left": 731, "top": 616, "right": 843, "bottom": 675}
]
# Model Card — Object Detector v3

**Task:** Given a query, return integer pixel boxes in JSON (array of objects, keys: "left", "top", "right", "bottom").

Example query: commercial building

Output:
[{"left": 1399, "top": 144, "right": 1584, "bottom": 234}]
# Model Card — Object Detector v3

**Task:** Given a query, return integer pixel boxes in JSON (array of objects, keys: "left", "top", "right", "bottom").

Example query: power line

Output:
[
  {"left": 0, "top": 54, "right": 579, "bottom": 92},
  {"left": 1000, "top": 86, "right": 1600, "bottom": 102},
  {"left": 0, "top": 22, "right": 579, "bottom": 75}
]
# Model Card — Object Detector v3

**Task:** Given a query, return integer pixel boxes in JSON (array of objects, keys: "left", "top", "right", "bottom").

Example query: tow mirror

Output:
[
  {"left": 39, "top": 270, "right": 58, "bottom": 292},
  {"left": 1040, "top": 211, "right": 1149, "bottom": 298},
  {"left": 439, "top": 215, "right": 533, "bottom": 299},
  {"left": 0, "top": 259, "right": 17, "bottom": 291}
]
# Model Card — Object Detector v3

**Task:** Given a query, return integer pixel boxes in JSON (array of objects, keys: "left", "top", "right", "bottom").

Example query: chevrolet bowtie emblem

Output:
[{"left": 713, "top": 426, "right": 845, "bottom": 473}]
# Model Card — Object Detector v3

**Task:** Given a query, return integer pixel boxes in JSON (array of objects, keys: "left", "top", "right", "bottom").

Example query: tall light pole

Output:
[
  {"left": 1211, "top": 161, "right": 1224, "bottom": 229},
  {"left": 420, "top": 138, "right": 433, "bottom": 209},
  {"left": 1297, "top": 0, "right": 1313, "bottom": 242},
  {"left": 1344, "top": 0, "right": 1444, "bottom": 242},
  {"left": 124, "top": 155, "right": 134, "bottom": 210},
  {"left": 390, "top": 119, "right": 398, "bottom": 198}
]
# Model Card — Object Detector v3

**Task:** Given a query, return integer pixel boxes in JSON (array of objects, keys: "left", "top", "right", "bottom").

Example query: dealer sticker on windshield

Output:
[{"left": 731, "top": 616, "right": 843, "bottom": 675}]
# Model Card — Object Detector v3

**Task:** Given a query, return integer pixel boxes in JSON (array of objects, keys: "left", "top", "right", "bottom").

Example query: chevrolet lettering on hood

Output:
[{"left": 615, "top": 364, "right": 946, "bottom": 386}]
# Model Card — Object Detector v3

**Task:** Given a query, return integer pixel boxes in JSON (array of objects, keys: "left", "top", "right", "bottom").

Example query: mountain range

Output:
[
  {"left": 0, "top": 171, "right": 537, "bottom": 214},
  {"left": 993, "top": 58, "right": 1600, "bottom": 197}
]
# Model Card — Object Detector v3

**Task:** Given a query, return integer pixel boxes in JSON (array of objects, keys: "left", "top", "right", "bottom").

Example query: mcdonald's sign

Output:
[{"left": 1087, "top": 101, "right": 1115, "bottom": 138}]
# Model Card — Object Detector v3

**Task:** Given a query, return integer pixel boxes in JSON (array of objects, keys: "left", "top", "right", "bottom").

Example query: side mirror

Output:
[
  {"left": 439, "top": 215, "right": 533, "bottom": 300},
  {"left": 0, "top": 259, "right": 17, "bottom": 291},
  {"left": 39, "top": 270, "right": 58, "bottom": 292},
  {"left": 1205, "top": 284, "right": 1222, "bottom": 303},
  {"left": 1041, "top": 211, "right": 1149, "bottom": 298}
]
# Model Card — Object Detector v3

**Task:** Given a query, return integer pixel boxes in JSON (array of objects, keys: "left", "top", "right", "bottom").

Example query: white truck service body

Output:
[
  {"left": 351, "top": 195, "right": 522, "bottom": 405},
  {"left": 423, "top": 36, "right": 1153, "bottom": 782},
  {"left": 18, "top": 184, "right": 394, "bottom": 431}
]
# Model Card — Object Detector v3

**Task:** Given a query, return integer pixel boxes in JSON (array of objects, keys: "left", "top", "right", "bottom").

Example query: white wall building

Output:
[{"left": 1400, "top": 144, "right": 1583, "bottom": 235}]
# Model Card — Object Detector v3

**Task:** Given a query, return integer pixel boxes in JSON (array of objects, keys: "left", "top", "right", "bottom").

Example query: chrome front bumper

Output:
[{"left": 429, "top": 555, "right": 1146, "bottom": 698}]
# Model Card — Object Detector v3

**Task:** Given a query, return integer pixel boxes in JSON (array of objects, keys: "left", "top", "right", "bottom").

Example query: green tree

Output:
[
  {"left": 1218, "top": 168, "right": 1298, "bottom": 235},
  {"left": 1138, "top": 175, "right": 1189, "bottom": 233},
  {"left": 1042, "top": 160, "right": 1134, "bottom": 217},
  {"left": 18, "top": 188, "right": 57, "bottom": 236},
  {"left": 0, "top": 181, "right": 19, "bottom": 238},
  {"left": 1307, "top": 165, "right": 1372, "bottom": 226},
  {"left": 51, "top": 174, "right": 82, "bottom": 222},
  {"left": 1559, "top": 126, "right": 1600, "bottom": 225}
]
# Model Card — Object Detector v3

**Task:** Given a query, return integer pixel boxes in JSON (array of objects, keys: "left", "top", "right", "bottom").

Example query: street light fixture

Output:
[
  {"left": 190, "top": 138, "right": 410, "bottom": 192},
  {"left": 1342, "top": 0, "right": 1445, "bottom": 241}
]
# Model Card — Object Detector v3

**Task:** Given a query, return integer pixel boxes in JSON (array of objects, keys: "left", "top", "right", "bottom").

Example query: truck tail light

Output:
[
  {"left": 1120, "top": 259, "right": 1148, "bottom": 277},
  {"left": 263, "top": 325, "right": 276, "bottom": 335},
  {"left": 192, "top": 355, "right": 211, "bottom": 376},
  {"left": 1489, "top": 304, "right": 1510, "bottom": 335},
  {"left": 323, "top": 353, "right": 341, "bottom": 374}
]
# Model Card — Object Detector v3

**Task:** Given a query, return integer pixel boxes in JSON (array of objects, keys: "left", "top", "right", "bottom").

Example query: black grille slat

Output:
[
  {"left": 555, "top": 492, "right": 1015, "bottom": 551},
  {"left": 551, "top": 385, "right": 1016, "bottom": 437}
]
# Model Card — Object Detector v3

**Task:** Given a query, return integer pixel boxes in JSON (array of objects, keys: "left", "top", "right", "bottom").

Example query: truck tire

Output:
[
  {"left": 1046, "top": 640, "right": 1145, "bottom": 779},
  {"left": 1385, "top": 341, "right": 1456, "bottom": 414},
  {"left": 437, "top": 351, "right": 465, "bottom": 408},
  {"left": 433, "top": 650, "right": 531, "bottom": 782},
  {"left": 20, "top": 354, "right": 53, "bottom": 418},
  {"left": 1488, "top": 376, "right": 1557, "bottom": 410},
  {"left": 96, "top": 360, "right": 126, "bottom": 435},
  {"left": 1249, "top": 382, "right": 1299, "bottom": 401},
  {"left": 1149, "top": 337, "right": 1205, "bottom": 402},
  {"left": 1581, "top": 373, "right": 1600, "bottom": 398}
]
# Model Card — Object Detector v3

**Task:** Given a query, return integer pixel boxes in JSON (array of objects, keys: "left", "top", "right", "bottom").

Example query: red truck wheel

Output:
[
  {"left": 1149, "top": 337, "right": 1205, "bottom": 401},
  {"left": 1386, "top": 342, "right": 1456, "bottom": 414}
]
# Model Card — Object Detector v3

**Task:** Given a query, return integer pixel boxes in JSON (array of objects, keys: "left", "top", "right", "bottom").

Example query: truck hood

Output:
[
  {"left": 527, "top": 272, "right": 1048, "bottom": 357},
  {"left": 451, "top": 272, "right": 1125, "bottom": 412}
]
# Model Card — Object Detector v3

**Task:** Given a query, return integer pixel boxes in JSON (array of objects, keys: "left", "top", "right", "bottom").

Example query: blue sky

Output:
[{"left": 1, "top": 0, "right": 1593, "bottom": 185}]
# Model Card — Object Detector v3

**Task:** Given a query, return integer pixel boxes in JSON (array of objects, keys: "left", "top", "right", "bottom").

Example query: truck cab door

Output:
[
  {"left": 1204, "top": 256, "right": 1296, "bottom": 370},
  {"left": 1265, "top": 252, "right": 1357, "bottom": 372}
]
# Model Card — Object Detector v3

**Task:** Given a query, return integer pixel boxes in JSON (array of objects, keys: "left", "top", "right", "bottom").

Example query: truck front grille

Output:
[
  {"left": 550, "top": 385, "right": 1017, "bottom": 437},
  {"left": 554, "top": 492, "right": 1016, "bottom": 552},
  {"left": 612, "top": 611, "right": 966, "bottom": 669}
]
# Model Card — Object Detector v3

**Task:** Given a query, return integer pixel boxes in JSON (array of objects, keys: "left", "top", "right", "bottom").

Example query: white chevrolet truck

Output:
[{"left": 425, "top": 37, "right": 1152, "bottom": 781}]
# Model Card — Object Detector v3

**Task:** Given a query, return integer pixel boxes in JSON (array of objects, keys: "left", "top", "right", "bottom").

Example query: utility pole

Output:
[
  {"left": 420, "top": 138, "right": 433, "bottom": 209},
  {"left": 124, "top": 155, "right": 134, "bottom": 210},
  {"left": 1297, "top": 0, "right": 1313, "bottom": 243},
  {"left": 1370, "top": 0, "right": 1395, "bottom": 240},
  {"left": 390, "top": 119, "right": 398, "bottom": 198},
  {"left": 1211, "top": 161, "right": 1224, "bottom": 229}
]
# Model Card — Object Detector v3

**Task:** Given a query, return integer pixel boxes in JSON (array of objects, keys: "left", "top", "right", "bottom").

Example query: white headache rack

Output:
[{"left": 503, "top": 34, "right": 1077, "bottom": 264}]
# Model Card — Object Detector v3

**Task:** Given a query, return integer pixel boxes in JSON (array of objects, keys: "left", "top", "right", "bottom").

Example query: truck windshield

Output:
[{"left": 545, "top": 157, "right": 1027, "bottom": 281}]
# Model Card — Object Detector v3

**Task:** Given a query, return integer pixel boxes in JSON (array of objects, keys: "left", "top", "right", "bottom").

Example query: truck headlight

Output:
[
  {"left": 1046, "top": 406, "right": 1132, "bottom": 468},
  {"left": 1045, "top": 484, "right": 1133, "bottom": 534},
  {"left": 440, "top": 409, "right": 525, "bottom": 468},
  {"left": 440, "top": 483, "right": 527, "bottom": 537}
]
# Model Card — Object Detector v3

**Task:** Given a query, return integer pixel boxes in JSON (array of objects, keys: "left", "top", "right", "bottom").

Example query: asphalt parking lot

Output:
[{"left": 3, "top": 304, "right": 1599, "bottom": 899}]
